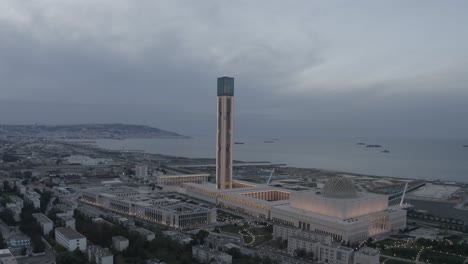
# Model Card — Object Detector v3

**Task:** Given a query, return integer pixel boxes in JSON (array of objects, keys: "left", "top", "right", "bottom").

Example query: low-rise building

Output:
[
  {"left": 55, "top": 227, "right": 87, "bottom": 251},
  {"left": 81, "top": 187, "right": 216, "bottom": 229},
  {"left": 16, "top": 185, "right": 26, "bottom": 196},
  {"left": 57, "top": 213, "right": 76, "bottom": 230},
  {"left": 205, "top": 232, "right": 242, "bottom": 251},
  {"left": 9, "top": 196, "right": 23, "bottom": 209},
  {"left": 112, "top": 236, "right": 129, "bottom": 252},
  {"left": 87, "top": 244, "right": 113, "bottom": 264},
  {"left": 0, "top": 249, "right": 17, "bottom": 264},
  {"left": 156, "top": 174, "right": 209, "bottom": 186},
  {"left": 32, "top": 213, "right": 54, "bottom": 235},
  {"left": 55, "top": 204, "right": 74, "bottom": 216},
  {"left": 288, "top": 236, "right": 322, "bottom": 257},
  {"left": 6, "top": 233, "right": 30, "bottom": 250},
  {"left": 273, "top": 224, "right": 331, "bottom": 244},
  {"left": 354, "top": 247, "right": 380, "bottom": 264},
  {"left": 192, "top": 245, "right": 232, "bottom": 264},
  {"left": 131, "top": 227, "right": 155, "bottom": 241},
  {"left": 318, "top": 244, "right": 354, "bottom": 264},
  {"left": 5, "top": 204, "right": 21, "bottom": 222}
]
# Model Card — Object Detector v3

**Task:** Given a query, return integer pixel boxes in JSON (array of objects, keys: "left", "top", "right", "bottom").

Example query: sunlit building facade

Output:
[
  {"left": 216, "top": 77, "right": 234, "bottom": 189},
  {"left": 270, "top": 177, "right": 406, "bottom": 243},
  {"left": 80, "top": 187, "right": 216, "bottom": 229}
]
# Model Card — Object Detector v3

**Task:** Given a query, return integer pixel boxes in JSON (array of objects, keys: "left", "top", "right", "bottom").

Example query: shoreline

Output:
[{"left": 62, "top": 139, "right": 468, "bottom": 185}]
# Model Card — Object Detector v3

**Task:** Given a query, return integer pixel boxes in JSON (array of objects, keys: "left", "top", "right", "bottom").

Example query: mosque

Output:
[{"left": 183, "top": 77, "right": 407, "bottom": 243}]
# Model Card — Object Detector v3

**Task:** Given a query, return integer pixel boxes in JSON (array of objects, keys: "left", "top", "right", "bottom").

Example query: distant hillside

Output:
[{"left": 0, "top": 123, "right": 185, "bottom": 139}]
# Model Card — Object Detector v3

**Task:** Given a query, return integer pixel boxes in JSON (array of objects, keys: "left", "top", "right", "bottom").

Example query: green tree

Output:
[
  {"left": 294, "top": 248, "right": 307, "bottom": 258},
  {"left": 32, "top": 235, "right": 45, "bottom": 253},
  {"left": 0, "top": 208, "right": 17, "bottom": 226},
  {"left": 0, "top": 231, "right": 6, "bottom": 249}
]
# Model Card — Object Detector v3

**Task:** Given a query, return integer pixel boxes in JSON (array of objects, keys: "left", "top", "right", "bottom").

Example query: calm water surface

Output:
[{"left": 93, "top": 137, "right": 468, "bottom": 182}]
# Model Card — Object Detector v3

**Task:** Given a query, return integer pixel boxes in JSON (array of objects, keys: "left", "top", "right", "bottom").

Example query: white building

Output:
[
  {"left": 112, "top": 236, "right": 129, "bottom": 252},
  {"left": 81, "top": 187, "right": 216, "bottom": 229},
  {"left": 87, "top": 244, "right": 113, "bottom": 264},
  {"left": 354, "top": 247, "right": 380, "bottom": 264},
  {"left": 24, "top": 191, "right": 41, "bottom": 209},
  {"left": 156, "top": 174, "right": 209, "bottom": 186},
  {"left": 15, "top": 185, "right": 26, "bottom": 196},
  {"left": 32, "top": 213, "right": 54, "bottom": 235},
  {"left": 55, "top": 204, "right": 74, "bottom": 216},
  {"left": 318, "top": 244, "right": 354, "bottom": 264},
  {"left": 9, "top": 196, "right": 23, "bottom": 209},
  {"left": 0, "top": 249, "right": 17, "bottom": 264},
  {"left": 57, "top": 213, "right": 76, "bottom": 230},
  {"left": 55, "top": 227, "right": 87, "bottom": 251},
  {"left": 186, "top": 177, "right": 406, "bottom": 243},
  {"left": 270, "top": 177, "right": 406, "bottom": 243},
  {"left": 192, "top": 245, "right": 232, "bottom": 264},
  {"left": 216, "top": 76, "right": 234, "bottom": 190},
  {"left": 135, "top": 164, "right": 148, "bottom": 180}
]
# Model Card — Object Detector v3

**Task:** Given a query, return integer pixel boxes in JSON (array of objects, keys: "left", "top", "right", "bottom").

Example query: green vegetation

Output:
[
  {"left": 269, "top": 237, "right": 288, "bottom": 250},
  {"left": 227, "top": 248, "right": 278, "bottom": 264},
  {"left": 416, "top": 238, "right": 468, "bottom": 256},
  {"left": 0, "top": 232, "right": 6, "bottom": 249},
  {"left": 56, "top": 249, "right": 91, "bottom": 264},
  {"left": 384, "top": 259, "right": 412, "bottom": 264},
  {"left": 381, "top": 247, "right": 419, "bottom": 260},
  {"left": 0, "top": 208, "right": 16, "bottom": 226},
  {"left": 19, "top": 202, "right": 46, "bottom": 253},
  {"left": 76, "top": 211, "right": 193, "bottom": 264},
  {"left": 220, "top": 223, "right": 248, "bottom": 234},
  {"left": 420, "top": 250, "right": 465, "bottom": 264},
  {"left": 248, "top": 227, "right": 273, "bottom": 247},
  {"left": 217, "top": 210, "right": 244, "bottom": 220}
]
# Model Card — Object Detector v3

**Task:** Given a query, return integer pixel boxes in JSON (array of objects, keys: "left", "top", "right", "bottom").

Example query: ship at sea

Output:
[{"left": 366, "top": 144, "right": 382, "bottom": 148}]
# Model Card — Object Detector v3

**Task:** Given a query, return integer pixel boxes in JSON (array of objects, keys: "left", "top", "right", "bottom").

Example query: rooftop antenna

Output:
[
  {"left": 400, "top": 182, "right": 409, "bottom": 206},
  {"left": 267, "top": 168, "right": 275, "bottom": 185}
]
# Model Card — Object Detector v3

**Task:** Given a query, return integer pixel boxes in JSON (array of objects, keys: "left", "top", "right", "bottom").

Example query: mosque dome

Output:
[{"left": 322, "top": 177, "right": 358, "bottom": 199}]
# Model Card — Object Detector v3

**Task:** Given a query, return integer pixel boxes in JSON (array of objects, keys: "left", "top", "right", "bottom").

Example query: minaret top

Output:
[{"left": 217, "top": 77, "right": 234, "bottom": 96}]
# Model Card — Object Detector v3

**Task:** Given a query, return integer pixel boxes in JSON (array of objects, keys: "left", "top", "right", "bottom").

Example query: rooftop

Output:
[
  {"left": 132, "top": 227, "right": 155, "bottom": 236},
  {"left": 112, "top": 236, "right": 128, "bottom": 242},
  {"left": 322, "top": 177, "right": 358, "bottom": 199},
  {"left": 55, "top": 227, "right": 85, "bottom": 240},
  {"left": 57, "top": 214, "right": 75, "bottom": 221},
  {"left": 88, "top": 244, "right": 113, "bottom": 257},
  {"left": 32, "top": 213, "right": 53, "bottom": 224}
]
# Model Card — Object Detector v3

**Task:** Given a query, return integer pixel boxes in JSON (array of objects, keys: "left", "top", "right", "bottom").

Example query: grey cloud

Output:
[{"left": 0, "top": 1, "right": 467, "bottom": 138}]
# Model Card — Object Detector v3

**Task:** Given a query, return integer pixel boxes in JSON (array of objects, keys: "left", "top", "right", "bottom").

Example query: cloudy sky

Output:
[{"left": 0, "top": 1, "right": 467, "bottom": 138}]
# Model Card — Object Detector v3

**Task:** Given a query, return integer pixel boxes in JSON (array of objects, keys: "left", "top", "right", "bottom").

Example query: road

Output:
[{"left": 17, "top": 248, "right": 56, "bottom": 264}]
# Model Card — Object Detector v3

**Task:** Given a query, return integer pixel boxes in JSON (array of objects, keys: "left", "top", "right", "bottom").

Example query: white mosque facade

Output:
[{"left": 185, "top": 177, "right": 406, "bottom": 243}]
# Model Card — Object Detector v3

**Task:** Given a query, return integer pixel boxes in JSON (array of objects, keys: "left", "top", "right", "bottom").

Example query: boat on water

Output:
[
  {"left": 264, "top": 140, "right": 275, "bottom": 143},
  {"left": 234, "top": 142, "right": 245, "bottom": 145},
  {"left": 381, "top": 149, "right": 390, "bottom": 153},
  {"left": 366, "top": 144, "right": 382, "bottom": 148},
  {"left": 463, "top": 145, "right": 468, "bottom": 148}
]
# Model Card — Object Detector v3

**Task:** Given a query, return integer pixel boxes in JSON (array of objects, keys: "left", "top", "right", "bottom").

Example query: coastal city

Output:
[{"left": 1, "top": 77, "right": 468, "bottom": 264}]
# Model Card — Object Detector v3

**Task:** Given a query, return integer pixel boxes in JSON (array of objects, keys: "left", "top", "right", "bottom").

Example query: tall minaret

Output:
[{"left": 216, "top": 77, "right": 234, "bottom": 189}]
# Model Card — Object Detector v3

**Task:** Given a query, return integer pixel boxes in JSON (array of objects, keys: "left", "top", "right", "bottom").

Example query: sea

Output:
[{"left": 93, "top": 136, "right": 468, "bottom": 182}]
